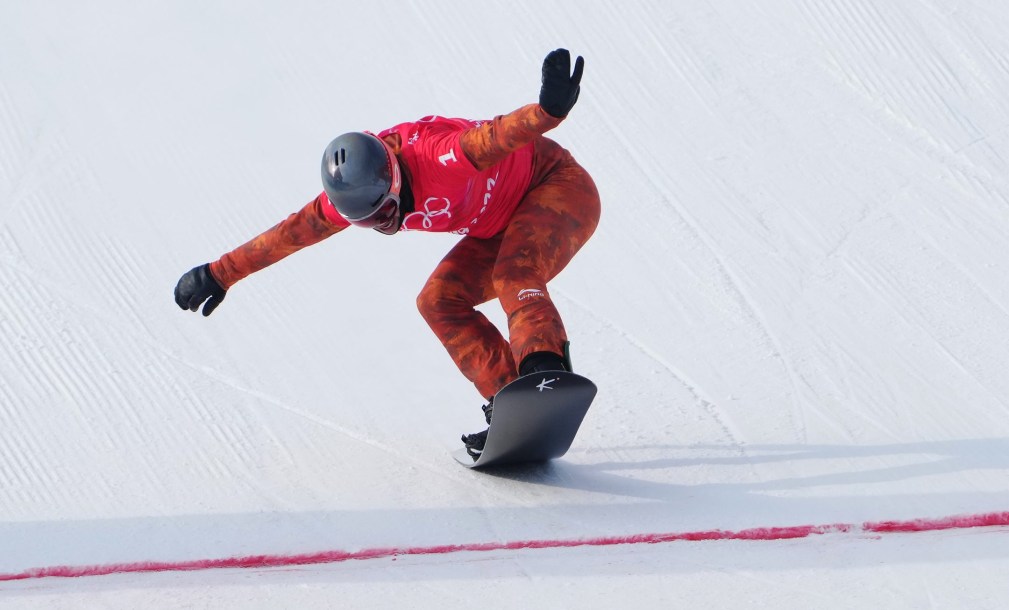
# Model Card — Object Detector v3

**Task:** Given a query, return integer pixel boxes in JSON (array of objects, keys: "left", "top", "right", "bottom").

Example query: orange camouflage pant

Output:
[{"left": 416, "top": 138, "right": 600, "bottom": 399}]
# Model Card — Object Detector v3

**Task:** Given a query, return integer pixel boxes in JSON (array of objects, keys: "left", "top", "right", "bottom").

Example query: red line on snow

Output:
[{"left": 2, "top": 511, "right": 1007, "bottom": 582}]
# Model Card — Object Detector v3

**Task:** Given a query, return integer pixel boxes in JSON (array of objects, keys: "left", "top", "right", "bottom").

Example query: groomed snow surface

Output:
[{"left": 3, "top": 1, "right": 1009, "bottom": 608}]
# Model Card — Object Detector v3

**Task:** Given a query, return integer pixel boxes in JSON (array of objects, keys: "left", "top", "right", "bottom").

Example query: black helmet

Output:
[{"left": 321, "top": 132, "right": 402, "bottom": 234}]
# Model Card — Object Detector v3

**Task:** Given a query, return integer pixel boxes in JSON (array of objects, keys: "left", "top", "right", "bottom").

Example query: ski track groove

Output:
[
  {"left": 1, "top": 254, "right": 285, "bottom": 505},
  {"left": 805, "top": 0, "right": 1002, "bottom": 166},
  {"left": 0, "top": 250, "right": 196, "bottom": 509},
  {"left": 0, "top": 245, "right": 554, "bottom": 515},
  {"left": 841, "top": 253, "right": 1009, "bottom": 419},
  {"left": 553, "top": 287, "right": 746, "bottom": 452},
  {"left": 2, "top": 259, "right": 60, "bottom": 407},
  {"left": 648, "top": 10, "right": 722, "bottom": 117},
  {"left": 161, "top": 352, "right": 614, "bottom": 535},
  {"left": 1, "top": 270, "right": 145, "bottom": 510},
  {"left": 589, "top": 123, "right": 773, "bottom": 447},
  {"left": 969, "top": 22, "right": 1009, "bottom": 80},
  {"left": 0, "top": 82, "right": 33, "bottom": 219},
  {"left": 915, "top": 200, "right": 1009, "bottom": 319},
  {"left": 841, "top": 253, "right": 974, "bottom": 382},
  {"left": 0, "top": 378, "right": 43, "bottom": 506},
  {"left": 798, "top": 0, "right": 1009, "bottom": 417},
  {"left": 166, "top": 353, "right": 560, "bottom": 508},
  {"left": 703, "top": 173, "right": 813, "bottom": 443},
  {"left": 593, "top": 20, "right": 818, "bottom": 444}
]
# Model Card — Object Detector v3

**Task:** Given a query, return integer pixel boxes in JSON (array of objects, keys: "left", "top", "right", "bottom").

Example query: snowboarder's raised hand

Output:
[
  {"left": 175, "top": 263, "right": 227, "bottom": 316},
  {"left": 539, "top": 48, "right": 584, "bottom": 118}
]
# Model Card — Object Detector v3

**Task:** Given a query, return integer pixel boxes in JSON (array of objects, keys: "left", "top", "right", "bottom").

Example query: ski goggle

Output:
[
  {"left": 350, "top": 193, "right": 401, "bottom": 235},
  {"left": 346, "top": 136, "right": 402, "bottom": 235}
]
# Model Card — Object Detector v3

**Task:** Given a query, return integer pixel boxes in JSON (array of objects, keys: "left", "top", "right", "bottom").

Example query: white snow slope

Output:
[{"left": 3, "top": 0, "right": 1009, "bottom": 608}]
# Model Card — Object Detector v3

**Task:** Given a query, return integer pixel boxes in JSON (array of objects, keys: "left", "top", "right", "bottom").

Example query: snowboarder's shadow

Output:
[{"left": 476, "top": 438, "right": 1009, "bottom": 504}]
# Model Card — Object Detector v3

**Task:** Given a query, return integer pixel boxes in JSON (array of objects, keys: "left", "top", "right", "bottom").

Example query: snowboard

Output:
[{"left": 454, "top": 371, "right": 597, "bottom": 469}]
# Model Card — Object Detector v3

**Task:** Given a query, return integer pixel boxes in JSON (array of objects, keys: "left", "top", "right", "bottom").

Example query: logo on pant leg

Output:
[{"left": 517, "top": 288, "right": 545, "bottom": 301}]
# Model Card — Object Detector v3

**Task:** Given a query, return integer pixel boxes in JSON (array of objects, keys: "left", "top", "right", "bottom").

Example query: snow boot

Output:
[
  {"left": 461, "top": 429, "right": 488, "bottom": 460},
  {"left": 518, "top": 341, "right": 573, "bottom": 376},
  {"left": 461, "top": 398, "right": 494, "bottom": 460}
]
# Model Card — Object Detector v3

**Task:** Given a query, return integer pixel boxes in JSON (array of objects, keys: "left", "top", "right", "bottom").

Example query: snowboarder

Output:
[{"left": 174, "top": 49, "right": 600, "bottom": 458}]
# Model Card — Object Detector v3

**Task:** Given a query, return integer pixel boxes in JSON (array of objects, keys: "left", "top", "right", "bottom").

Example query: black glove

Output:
[
  {"left": 539, "top": 48, "right": 584, "bottom": 118},
  {"left": 175, "top": 263, "right": 226, "bottom": 317}
]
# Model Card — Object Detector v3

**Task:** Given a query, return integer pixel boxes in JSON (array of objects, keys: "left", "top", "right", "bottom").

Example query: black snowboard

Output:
[{"left": 454, "top": 371, "right": 597, "bottom": 469}]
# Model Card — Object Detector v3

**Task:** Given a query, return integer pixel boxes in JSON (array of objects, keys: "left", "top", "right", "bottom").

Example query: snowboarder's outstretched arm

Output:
[
  {"left": 459, "top": 49, "right": 584, "bottom": 171},
  {"left": 174, "top": 193, "right": 343, "bottom": 316},
  {"left": 209, "top": 194, "right": 342, "bottom": 288}
]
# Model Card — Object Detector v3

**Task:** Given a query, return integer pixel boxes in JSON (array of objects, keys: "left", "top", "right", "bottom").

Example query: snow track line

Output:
[{"left": 2, "top": 511, "right": 1006, "bottom": 582}]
